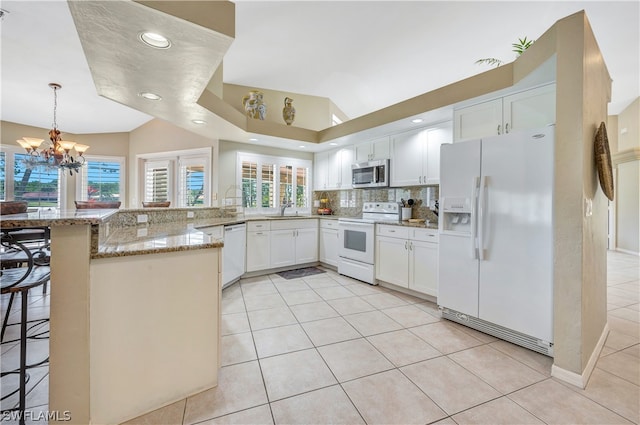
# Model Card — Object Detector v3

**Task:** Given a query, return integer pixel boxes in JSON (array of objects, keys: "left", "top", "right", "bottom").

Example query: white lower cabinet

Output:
[
  {"left": 375, "top": 224, "right": 438, "bottom": 296},
  {"left": 319, "top": 220, "right": 339, "bottom": 267},
  {"left": 269, "top": 219, "right": 318, "bottom": 268},
  {"left": 409, "top": 239, "right": 438, "bottom": 296},
  {"left": 376, "top": 235, "right": 409, "bottom": 287},
  {"left": 295, "top": 228, "right": 319, "bottom": 264},
  {"left": 270, "top": 229, "right": 297, "bottom": 268},
  {"left": 246, "top": 221, "right": 271, "bottom": 272}
]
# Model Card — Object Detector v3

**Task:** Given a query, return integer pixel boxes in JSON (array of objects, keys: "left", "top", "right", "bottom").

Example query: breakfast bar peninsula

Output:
[{"left": 0, "top": 208, "right": 224, "bottom": 425}]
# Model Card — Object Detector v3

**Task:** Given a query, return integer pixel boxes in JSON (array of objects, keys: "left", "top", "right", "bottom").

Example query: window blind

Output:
[
  {"left": 79, "top": 160, "right": 122, "bottom": 202},
  {"left": 144, "top": 160, "right": 170, "bottom": 202},
  {"left": 13, "top": 154, "right": 60, "bottom": 207}
]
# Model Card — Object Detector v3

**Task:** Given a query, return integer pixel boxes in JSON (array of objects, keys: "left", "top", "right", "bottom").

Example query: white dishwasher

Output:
[{"left": 222, "top": 223, "right": 246, "bottom": 287}]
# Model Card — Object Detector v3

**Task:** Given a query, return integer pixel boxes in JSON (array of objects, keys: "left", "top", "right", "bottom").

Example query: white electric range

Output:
[{"left": 337, "top": 202, "right": 401, "bottom": 284}]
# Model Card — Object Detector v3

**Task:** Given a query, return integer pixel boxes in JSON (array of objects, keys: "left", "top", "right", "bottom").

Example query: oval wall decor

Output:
[{"left": 594, "top": 121, "right": 614, "bottom": 201}]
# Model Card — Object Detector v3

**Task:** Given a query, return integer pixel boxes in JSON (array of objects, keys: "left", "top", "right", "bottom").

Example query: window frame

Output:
[
  {"left": 236, "top": 152, "right": 311, "bottom": 215},
  {"left": 75, "top": 154, "right": 126, "bottom": 205},
  {"left": 136, "top": 148, "right": 211, "bottom": 208},
  {"left": 0, "top": 144, "right": 67, "bottom": 209}
]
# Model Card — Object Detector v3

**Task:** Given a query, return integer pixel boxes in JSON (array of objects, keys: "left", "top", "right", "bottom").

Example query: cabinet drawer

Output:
[
  {"left": 270, "top": 218, "right": 318, "bottom": 231},
  {"left": 200, "top": 225, "right": 223, "bottom": 239},
  {"left": 376, "top": 224, "right": 410, "bottom": 239},
  {"left": 248, "top": 221, "right": 270, "bottom": 231},
  {"left": 320, "top": 219, "right": 339, "bottom": 229},
  {"left": 411, "top": 228, "right": 439, "bottom": 243}
]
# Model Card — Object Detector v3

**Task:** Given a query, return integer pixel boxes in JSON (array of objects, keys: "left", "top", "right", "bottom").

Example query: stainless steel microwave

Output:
[{"left": 351, "top": 159, "right": 389, "bottom": 188}]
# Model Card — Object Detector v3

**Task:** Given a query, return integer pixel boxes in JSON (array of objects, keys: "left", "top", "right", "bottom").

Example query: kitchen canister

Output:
[{"left": 402, "top": 207, "right": 412, "bottom": 221}]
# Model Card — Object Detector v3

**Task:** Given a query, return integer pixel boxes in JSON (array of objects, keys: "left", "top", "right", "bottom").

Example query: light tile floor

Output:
[{"left": 1, "top": 251, "right": 638, "bottom": 424}]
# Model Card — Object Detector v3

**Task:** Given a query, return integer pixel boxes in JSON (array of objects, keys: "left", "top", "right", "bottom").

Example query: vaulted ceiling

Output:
[{"left": 1, "top": 1, "right": 638, "bottom": 152}]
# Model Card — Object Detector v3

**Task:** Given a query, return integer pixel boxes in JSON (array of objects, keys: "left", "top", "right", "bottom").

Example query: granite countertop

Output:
[
  {"left": 0, "top": 208, "right": 118, "bottom": 228},
  {"left": 96, "top": 223, "right": 224, "bottom": 259},
  {"left": 2, "top": 210, "right": 436, "bottom": 259}
]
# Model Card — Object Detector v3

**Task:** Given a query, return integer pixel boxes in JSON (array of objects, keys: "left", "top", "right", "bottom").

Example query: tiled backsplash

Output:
[{"left": 313, "top": 186, "right": 439, "bottom": 222}]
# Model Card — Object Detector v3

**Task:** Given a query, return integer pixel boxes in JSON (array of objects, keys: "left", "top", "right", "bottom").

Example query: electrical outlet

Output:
[
  {"left": 137, "top": 214, "right": 148, "bottom": 223},
  {"left": 187, "top": 211, "right": 194, "bottom": 218},
  {"left": 137, "top": 228, "right": 148, "bottom": 237}
]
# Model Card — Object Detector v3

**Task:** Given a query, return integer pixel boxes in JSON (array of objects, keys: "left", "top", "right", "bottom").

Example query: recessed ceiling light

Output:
[
  {"left": 192, "top": 119, "right": 206, "bottom": 125},
  {"left": 249, "top": 138, "right": 258, "bottom": 142},
  {"left": 299, "top": 145, "right": 306, "bottom": 148},
  {"left": 411, "top": 118, "right": 424, "bottom": 123},
  {"left": 139, "top": 32, "right": 171, "bottom": 49},
  {"left": 139, "top": 92, "right": 162, "bottom": 101},
  {"left": 329, "top": 142, "right": 338, "bottom": 146}
]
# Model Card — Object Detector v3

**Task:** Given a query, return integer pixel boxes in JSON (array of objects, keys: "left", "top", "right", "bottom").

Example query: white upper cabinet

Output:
[
  {"left": 453, "top": 83, "right": 556, "bottom": 141},
  {"left": 425, "top": 122, "right": 453, "bottom": 185},
  {"left": 390, "top": 128, "right": 425, "bottom": 187},
  {"left": 313, "top": 151, "right": 329, "bottom": 190},
  {"left": 503, "top": 84, "right": 556, "bottom": 133},
  {"left": 327, "top": 149, "right": 343, "bottom": 189},
  {"left": 453, "top": 98, "right": 503, "bottom": 141},
  {"left": 314, "top": 146, "right": 354, "bottom": 190},
  {"left": 354, "top": 137, "right": 391, "bottom": 162},
  {"left": 390, "top": 122, "right": 452, "bottom": 187},
  {"left": 340, "top": 146, "right": 354, "bottom": 188}
]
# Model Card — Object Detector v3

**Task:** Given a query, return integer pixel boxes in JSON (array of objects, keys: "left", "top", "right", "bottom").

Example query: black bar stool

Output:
[{"left": 0, "top": 234, "right": 51, "bottom": 425}]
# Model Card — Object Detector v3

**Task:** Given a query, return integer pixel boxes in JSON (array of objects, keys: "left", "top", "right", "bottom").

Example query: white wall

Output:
[
  {"left": 616, "top": 161, "right": 640, "bottom": 253},
  {"left": 612, "top": 97, "right": 639, "bottom": 254}
]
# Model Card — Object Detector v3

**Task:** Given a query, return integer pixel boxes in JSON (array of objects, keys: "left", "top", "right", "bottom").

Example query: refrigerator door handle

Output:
[
  {"left": 478, "top": 175, "right": 487, "bottom": 261},
  {"left": 470, "top": 176, "right": 479, "bottom": 259}
]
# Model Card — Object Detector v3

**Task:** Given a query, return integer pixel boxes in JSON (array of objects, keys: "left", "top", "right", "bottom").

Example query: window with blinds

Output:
[
  {"left": 280, "top": 165, "right": 293, "bottom": 205},
  {"left": 78, "top": 158, "right": 124, "bottom": 202},
  {"left": 144, "top": 160, "right": 171, "bottom": 202},
  {"left": 296, "top": 166, "right": 309, "bottom": 207},
  {"left": 13, "top": 153, "right": 60, "bottom": 207},
  {"left": 237, "top": 153, "right": 311, "bottom": 214},
  {"left": 138, "top": 148, "right": 211, "bottom": 208},
  {"left": 179, "top": 160, "right": 205, "bottom": 207},
  {"left": 242, "top": 160, "right": 258, "bottom": 208},
  {"left": 261, "top": 164, "right": 275, "bottom": 208}
]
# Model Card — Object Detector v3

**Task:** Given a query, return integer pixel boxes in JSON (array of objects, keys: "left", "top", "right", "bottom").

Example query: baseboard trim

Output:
[
  {"left": 615, "top": 248, "right": 640, "bottom": 256},
  {"left": 551, "top": 323, "right": 609, "bottom": 388}
]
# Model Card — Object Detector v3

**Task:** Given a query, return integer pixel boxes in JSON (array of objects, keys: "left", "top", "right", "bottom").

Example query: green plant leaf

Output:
[
  {"left": 475, "top": 58, "right": 504, "bottom": 67},
  {"left": 513, "top": 36, "right": 534, "bottom": 55}
]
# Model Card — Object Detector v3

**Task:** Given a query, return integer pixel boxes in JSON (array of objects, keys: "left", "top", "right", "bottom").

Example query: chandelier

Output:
[{"left": 16, "top": 83, "right": 89, "bottom": 175}]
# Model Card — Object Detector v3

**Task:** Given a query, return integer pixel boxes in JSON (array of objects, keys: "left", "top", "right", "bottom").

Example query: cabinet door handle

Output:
[
  {"left": 497, "top": 124, "right": 501, "bottom": 135},
  {"left": 505, "top": 123, "right": 510, "bottom": 133},
  {"left": 409, "top": 241, "right": 413, "bottom": 251},
  {"left": 255, "top": 232, "right": 263, "bottom": 235},
  {"left": 405, "top": 241, "right": 408, "bottom": 250}
]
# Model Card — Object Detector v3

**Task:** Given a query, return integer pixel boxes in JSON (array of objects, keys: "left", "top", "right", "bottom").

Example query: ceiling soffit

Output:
[
  {"left": 69, "top": 3, "right": 583, "bottom": 150},
  {"left": 67, "top": 0, "right": 234, "bottom": 131}
]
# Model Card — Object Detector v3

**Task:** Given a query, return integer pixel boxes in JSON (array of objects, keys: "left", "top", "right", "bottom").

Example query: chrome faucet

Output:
[{"left": 280, "top": 198, "right": 293, "bottom": 216}]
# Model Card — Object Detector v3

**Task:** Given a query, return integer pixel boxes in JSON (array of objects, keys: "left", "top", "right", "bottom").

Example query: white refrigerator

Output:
[{"left": 438, "top": 126, "right": 554, "bottom": 356}]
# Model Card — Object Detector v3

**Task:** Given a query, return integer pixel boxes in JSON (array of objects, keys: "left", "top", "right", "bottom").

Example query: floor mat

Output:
[{"left": 276, "top": 267, "right": 326, "bottom": 280}]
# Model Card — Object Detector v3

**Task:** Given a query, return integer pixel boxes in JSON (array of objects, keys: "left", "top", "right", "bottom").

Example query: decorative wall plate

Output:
[{"left": 594, "top": 121, "right": 614, "bottom": 201}]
